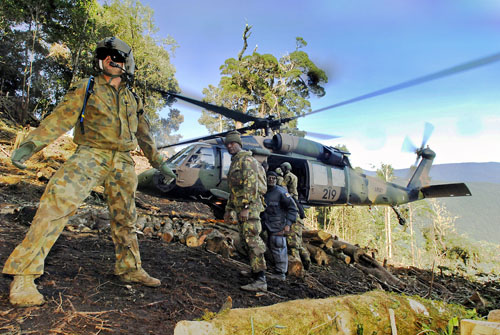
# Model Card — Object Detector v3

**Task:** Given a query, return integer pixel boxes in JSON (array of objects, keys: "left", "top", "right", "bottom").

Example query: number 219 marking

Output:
[{"left": 322, "top": 188, "right": 337, "bottom": 200}]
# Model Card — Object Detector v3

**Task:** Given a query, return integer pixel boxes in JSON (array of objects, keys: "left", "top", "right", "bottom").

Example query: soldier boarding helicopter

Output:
[{"left": 131, "top": 53, "right": 500, "bottom": 221}]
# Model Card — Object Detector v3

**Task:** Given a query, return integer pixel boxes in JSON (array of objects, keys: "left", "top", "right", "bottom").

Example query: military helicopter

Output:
[{"left": 135, "top": 53, "right": 500, "bottom": 221}]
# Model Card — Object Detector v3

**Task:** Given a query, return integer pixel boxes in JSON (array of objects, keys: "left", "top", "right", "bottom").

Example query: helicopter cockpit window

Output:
[
  {"left": 168, "top": 146, "right": 194, "bottom": 166},
  {"left": 186, "top": 147, "right": 215, "bottom": 169},
  {"left": 221, "top": 151, "right": 232, "bottom": 178}
]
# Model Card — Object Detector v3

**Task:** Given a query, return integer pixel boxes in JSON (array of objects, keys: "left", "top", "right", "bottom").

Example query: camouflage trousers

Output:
[
  {"left": 286, "top": 218, "right": 310, "bottom": 263},
  {"left": 238, "top": 209, "right": 267, "bottom": 273},
  {"left": 3, "top": 146, "right": 142, "bottom": 277}
]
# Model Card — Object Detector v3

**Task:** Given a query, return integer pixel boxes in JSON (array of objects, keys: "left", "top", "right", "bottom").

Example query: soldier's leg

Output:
[
  {"left": 104, "top": 152, "right": 159, "bottom": 287},
  {"left": 3, "top": 147, "right": 108, "bottom": 306},
  {"left": 3, "top": 146, "right": 108, "bottom": 276},
  {"left": 269, "top": 234, "right": 288, "bottom": 275},
  {"left": 286, "top": 222, "right": 300, "bottom": 259},
  {"left": 239, "top": 215, "right": 266, "bottom": 273},
  {"left": 294, "top": 218, "right": 311, "bottom": 269},
  {"left": 239, "top": 215, "right": 268, "bottom": 292}
]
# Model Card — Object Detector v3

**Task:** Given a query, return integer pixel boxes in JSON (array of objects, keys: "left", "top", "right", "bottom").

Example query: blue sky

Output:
[{"left": 141, "top": 0, "right": 500, "bottom": 169}]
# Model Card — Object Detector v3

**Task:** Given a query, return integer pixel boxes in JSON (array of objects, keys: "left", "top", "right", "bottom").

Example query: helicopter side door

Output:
[
  {"left": 307, "top": 161, "right": 346, "bottom": 204},
  {"left": 216, "top": 148, "right": 231, "bottom": 191}
]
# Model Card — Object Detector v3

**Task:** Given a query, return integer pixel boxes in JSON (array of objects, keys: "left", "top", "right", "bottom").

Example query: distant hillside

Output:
[
  {"left": 393, "top": 162, "right": 500, "bottom": 184},
  {"left": 364, "top": 162, "right": 500, "bottom": 244}
]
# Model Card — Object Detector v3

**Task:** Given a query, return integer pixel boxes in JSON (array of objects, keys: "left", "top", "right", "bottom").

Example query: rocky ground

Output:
[{"left": 0, "top": 127, "right": 499, "bottom": 334}]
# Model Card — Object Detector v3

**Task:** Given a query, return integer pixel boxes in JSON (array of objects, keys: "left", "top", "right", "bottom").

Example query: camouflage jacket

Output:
[
  {"left": 22, "top": 75, "right": 163, "bottom": 168},
  {"left": 277, "top": 176, "right": 285, "bottom": 187},
  {"left": 284, "top": 171, "right": 298, "bottom": 198},
  {"left": 226, "top": 150, "right": 265, "bottom": 213}
]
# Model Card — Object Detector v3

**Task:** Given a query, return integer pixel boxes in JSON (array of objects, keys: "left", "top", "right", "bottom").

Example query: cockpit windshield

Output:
[{"left": 167, "top": 146, "right": 195, "bottom": 166}]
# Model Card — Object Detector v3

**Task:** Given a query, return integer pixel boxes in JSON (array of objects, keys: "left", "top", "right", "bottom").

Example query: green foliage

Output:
[
  {"left": 198, "top": 25, "right": 328, "bottom": 134},
  {"left": 151, "top": 108, "right": 184, "bottom": 156},
  {"left": 0, "top": 0, "right": 179, "bottom": 134}
]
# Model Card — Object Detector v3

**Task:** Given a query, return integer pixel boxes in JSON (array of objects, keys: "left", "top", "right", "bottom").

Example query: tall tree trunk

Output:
[
  {"left": 384, "top": 207, "right": 392, "bottom": 259},
  {"left": 409, "top": 205, "right": 415, "bottom": 266}
]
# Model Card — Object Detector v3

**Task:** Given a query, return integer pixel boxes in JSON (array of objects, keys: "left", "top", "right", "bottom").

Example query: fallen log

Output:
[
  {"left": 287, "top": 255, "right": 304, "bottom": 278},
  {"left": 331, "top": 239, "right": 365, "bottom": 263},
  {"left": 160, "top": 221, "right": 175, "bottom": 243},
  {"left": 305, "top": 243, "right": 329, "bottom": 266},
  {"left": 302, "top": 229, "right": 334, "bottom": 248},
  {"left": 142, "top": 219, "right": 155, "bottom": 238},
  {"left": 205, "top": 230, "right": 234, "bottom": 258}
]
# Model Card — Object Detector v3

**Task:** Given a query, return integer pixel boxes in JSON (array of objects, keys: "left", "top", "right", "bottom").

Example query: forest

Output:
[{"left": 1, "top": 0, "right": 499, "bottom": 333}]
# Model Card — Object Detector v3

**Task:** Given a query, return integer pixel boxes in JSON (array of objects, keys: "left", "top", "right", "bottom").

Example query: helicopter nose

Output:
[{"left": 159, "top": 162, "right": 176, "bottom": 179}]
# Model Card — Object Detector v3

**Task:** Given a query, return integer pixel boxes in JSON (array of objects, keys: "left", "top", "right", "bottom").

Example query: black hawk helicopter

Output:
[{"left": 135, "top": 53, "right": 500, "bottom": 221}]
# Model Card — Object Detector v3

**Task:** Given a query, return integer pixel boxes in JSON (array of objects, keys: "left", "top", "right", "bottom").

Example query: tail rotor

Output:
[{"left": 402, "top": 122, "right": 435, "bottom": 166}]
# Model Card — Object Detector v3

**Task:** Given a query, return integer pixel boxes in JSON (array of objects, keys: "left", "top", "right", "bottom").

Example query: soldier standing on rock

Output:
[
  {"left": 280, "top": 162, "right": 311, "bottom": 271},
  {"left": 3, "top": 37, "right": 176, "bottom": 307},
  {"left": 261, "top": 171, "right": 297, "bottom": 281},
  {"left": 223, "top": 131, "right": 268, "bottom": 292}
]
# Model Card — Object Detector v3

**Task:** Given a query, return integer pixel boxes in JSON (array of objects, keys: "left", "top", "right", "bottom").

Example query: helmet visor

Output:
[{"left": 96, "top": 48, "right": 127, "bottom": 63}]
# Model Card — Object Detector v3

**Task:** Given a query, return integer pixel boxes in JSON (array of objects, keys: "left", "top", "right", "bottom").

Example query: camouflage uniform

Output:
[
  {"left": 226, "top": 151, "right": 266, "bottom": 273},
  {"left": 283, "top": 171, "right": 311, "bottom": 265},
  {"left": 3, "top": 74, "right": 163, "bottom": 277}
]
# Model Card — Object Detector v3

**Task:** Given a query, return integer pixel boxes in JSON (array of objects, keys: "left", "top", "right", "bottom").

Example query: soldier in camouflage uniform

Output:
[
  {"left": 223, "top": 131, "right": 268, "bottom": 292},
  {"left": 275, "top": 167, "right": 285, "bottom": 187},
  {"left": 280, "top": 162, "right": 311, "bottom": 271},
  {"left": 4, "top": 37, "right": 176, "bottom": 307}
]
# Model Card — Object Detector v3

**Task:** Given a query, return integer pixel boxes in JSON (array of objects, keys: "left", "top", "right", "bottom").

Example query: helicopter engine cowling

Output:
[{"left": 266, "top": 133, "right": 345, "bottom": 166}]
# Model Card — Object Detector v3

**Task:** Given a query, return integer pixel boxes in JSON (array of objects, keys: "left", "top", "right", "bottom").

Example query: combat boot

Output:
[
  {"left": 119, "top": 268, "right": 161, "bottom": 287},
  {"left": 240, "top": 271, "right": 267, "bottom": 292},
  {"left": 9, "top": 275, "right": 45, "bottom": 307},
  {"left": 268, "top": 272, "right": 286, "bottom": 282},
  {"left": 302, "top": 257, "right": 311, "bottom": 271},
  {"left": 239, "top": 270, "right": 252, "bottom": 277}
]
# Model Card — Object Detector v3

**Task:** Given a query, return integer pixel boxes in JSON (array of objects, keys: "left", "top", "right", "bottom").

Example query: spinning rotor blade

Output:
[
  {"left": 154, "top": 90, "right": 261, "bottom": 124},
  {"left": 421, "top": 122, "right": 435, "bottom": 149},
  {"left": 401, "top": 136, "right": 418, "bottom": 153},
  {"left": 290, "top": 52, "right": 500, "bottom": 121},
  {"left": 304, "top": 131, "right": 340, "bottom": 140},
  {"left": 157, "top": 125, "right": 255, "bottom": 149}
]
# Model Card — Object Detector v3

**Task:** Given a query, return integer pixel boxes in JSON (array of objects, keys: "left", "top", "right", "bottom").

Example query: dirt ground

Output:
[{"left": 0, "top": 136, "right": 499, "bottom": 334}]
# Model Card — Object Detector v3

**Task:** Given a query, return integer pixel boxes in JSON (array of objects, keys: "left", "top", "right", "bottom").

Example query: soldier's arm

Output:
[
  {"left": 281, "top": 190, "right": 298, "bottom": 224},
  {"left": 136, "top": 102, "right": 164, "bottom": 169},
  {"left": 240, "top": 157, "right": 260, "bottom": 206},
  {"left": 21, "top": 80, "right": 87, "bottom": 152}
]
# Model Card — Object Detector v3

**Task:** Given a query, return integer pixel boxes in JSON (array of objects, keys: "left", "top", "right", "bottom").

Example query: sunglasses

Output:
[{"left": 96, "top": 49, "right": 126, "bottom": 63}]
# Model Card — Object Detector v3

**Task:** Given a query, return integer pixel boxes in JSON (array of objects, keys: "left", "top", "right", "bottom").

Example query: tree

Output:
[
  {"left": 0, "top": 0, "right": 180, "bottom": 130},
  {"left": 199, "top": 25, "right": 328, "bottom": 134},
  {"left": 376, "top": 163, "right": 395, "bottom": 260},
  {"left": 151, "top": 108, "right": 184, "bottom": 156}
]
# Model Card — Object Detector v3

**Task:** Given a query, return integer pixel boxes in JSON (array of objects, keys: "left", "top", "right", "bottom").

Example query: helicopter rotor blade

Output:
[
  {"left": 152, "top": 89, "right": 261, "bottom": 124},
  {"left": 157, "top": 125, "right": 256, "bottom": 149},
  {"left": 291, "top": 52, "right": 500, "bottom": 121},
  {"left": 420, "top": 122, "right": 435, "bottom": 149},
  {"left": 401, "top": 136, "right": 418, "bottom": 153},
  {"left": 304, "top": 131, "right": 340, "bottom": 140}
]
